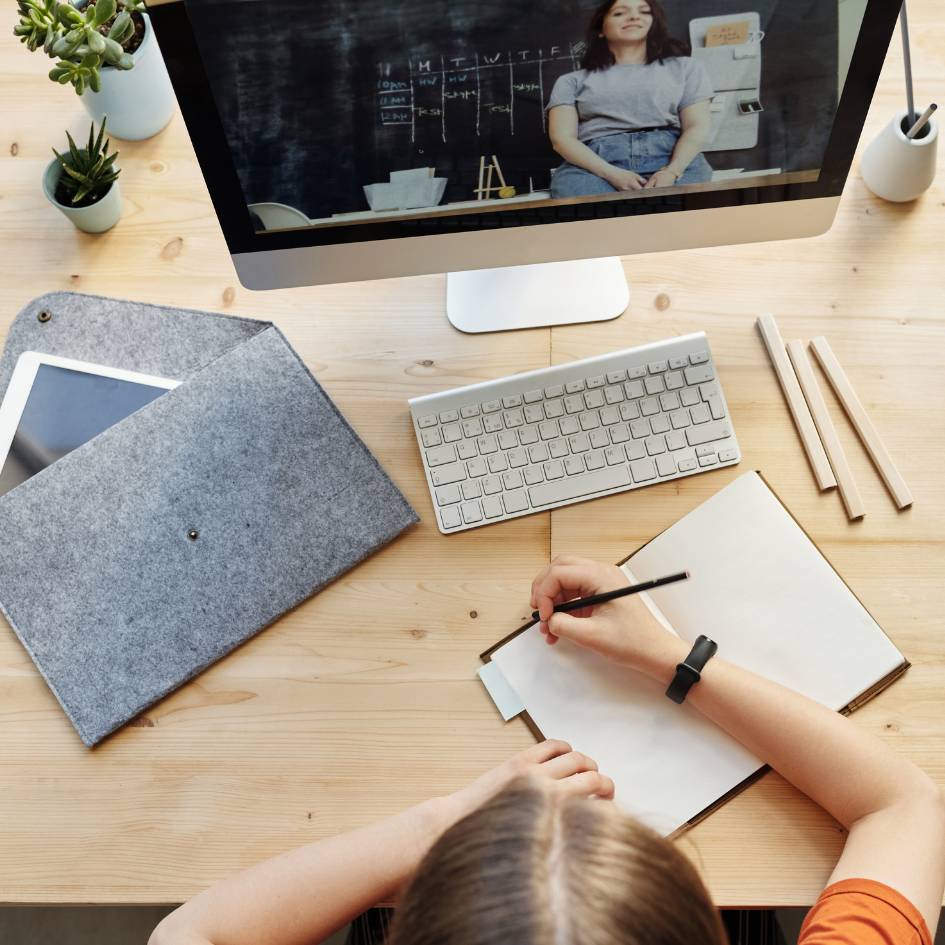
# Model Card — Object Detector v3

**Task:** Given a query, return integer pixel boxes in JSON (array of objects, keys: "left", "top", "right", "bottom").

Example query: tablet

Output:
[{"left": 0, "top": 352, "right": 180, "bottom": 498}]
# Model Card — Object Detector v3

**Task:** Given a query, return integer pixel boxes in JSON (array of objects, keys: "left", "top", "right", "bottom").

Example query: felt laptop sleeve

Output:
[{"left": 0, "top": 292, "right": 418, "bottom": 746}]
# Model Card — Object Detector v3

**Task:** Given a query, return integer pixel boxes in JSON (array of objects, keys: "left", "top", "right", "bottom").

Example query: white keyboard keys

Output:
[{"left": 529, "top": 466, "right": 631, "bottom": 506}]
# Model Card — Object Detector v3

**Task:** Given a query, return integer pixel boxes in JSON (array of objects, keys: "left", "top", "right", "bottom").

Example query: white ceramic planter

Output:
[
  {"left": 861, "top": 110, "right": 938, "bottom": 203},
  {"left": 80, "top": 12, "right": 175, "bottom": 141},
  {"left": 43, "top": 157, "right": 122, "bottom": 233}
]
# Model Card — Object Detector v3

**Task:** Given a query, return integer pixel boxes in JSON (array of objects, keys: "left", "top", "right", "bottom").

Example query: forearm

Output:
[
  {"left": 551, "top": 135, "right": 618, "bottom": 182},
  {"left": 151, "top": 798, "right": 452, "bottom": 945},
  {"left": 665, "top": 127, "right": 708, "bottom": 178},
  {"left": 646, "top": 637, "right": 937, "bottom": 829}
]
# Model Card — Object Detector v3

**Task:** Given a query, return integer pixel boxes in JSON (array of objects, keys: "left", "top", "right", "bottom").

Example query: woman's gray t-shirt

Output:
[{"left": 547, "top": 58, "right": 713, "bottom": 142}]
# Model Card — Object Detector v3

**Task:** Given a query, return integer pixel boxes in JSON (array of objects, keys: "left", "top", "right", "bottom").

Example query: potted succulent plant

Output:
[
  {"left": 43, "top": 118, "right": 123, "bottom": 233},
  {"left": 14, "top": 0, "right": 175, "bottom": 140}
]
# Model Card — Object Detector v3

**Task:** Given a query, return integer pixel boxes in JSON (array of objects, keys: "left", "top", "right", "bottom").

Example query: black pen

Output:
[{"left": 531, "top": 571, "right": 690, "bottom": 622}]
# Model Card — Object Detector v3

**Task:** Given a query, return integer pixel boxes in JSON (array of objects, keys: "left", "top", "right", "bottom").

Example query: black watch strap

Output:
[{"left": 665, "top": 635, "right": 718, "bottom": 704}]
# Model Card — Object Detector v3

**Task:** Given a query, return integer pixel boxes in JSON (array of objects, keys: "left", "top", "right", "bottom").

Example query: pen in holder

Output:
[{"left": 860, "top": 109, "right": 938, "bottom": 203}]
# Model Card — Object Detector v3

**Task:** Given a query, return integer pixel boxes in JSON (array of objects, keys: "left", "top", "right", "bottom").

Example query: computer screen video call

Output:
[{"left": 184, "top": 0, "right": 867, "bottom": 232}]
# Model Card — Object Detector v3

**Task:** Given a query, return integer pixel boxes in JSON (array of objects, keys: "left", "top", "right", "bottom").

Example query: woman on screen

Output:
[
  {"left": 151, "top": 555, "right": 945, "bottom": 945},
  {"left": 548, "top": 0, "right": 714, "bottom": 197}
]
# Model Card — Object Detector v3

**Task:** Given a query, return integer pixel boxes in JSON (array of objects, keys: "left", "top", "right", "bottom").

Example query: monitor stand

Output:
[{"left": 446, "top": 257, "right": 629, "bottom": 333}]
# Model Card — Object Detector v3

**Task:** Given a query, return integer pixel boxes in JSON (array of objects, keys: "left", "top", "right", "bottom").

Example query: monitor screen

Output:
[{"left": 180, "top": 0, "right": 869, "bottom": 235}]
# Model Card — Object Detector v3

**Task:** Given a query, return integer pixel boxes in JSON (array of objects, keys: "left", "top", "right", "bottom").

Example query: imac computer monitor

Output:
[{"left": 148, "top": 0, "right": 899, "bottom": 332}]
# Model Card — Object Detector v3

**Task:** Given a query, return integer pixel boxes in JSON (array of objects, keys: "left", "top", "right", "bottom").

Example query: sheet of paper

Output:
[
  {"left": 490, "top": 473, "right": 904, "bottom": 835},
  {"left": 706, "top": 21, "right": 750, "bottom": 47}
]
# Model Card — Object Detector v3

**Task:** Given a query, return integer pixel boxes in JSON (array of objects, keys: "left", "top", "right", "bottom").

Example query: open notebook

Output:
[{"left": 480, "top": 472, "right": 907, "bottom": 836}]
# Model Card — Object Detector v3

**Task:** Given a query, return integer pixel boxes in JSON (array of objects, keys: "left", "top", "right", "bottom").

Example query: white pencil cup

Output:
[{"left": 860, "top": 109, "right": 938, "bottom": 203}]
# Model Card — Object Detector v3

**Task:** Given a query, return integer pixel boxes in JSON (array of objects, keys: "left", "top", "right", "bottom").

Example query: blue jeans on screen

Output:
[{"left": 550, "top": 129, "right": 713, "bottom": 198}]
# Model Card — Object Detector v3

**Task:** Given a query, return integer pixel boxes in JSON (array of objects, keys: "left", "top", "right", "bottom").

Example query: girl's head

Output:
[
  {"left": 581, "top": 0, "right": 691, "bottom": 71},
  {"left": 388, "top": 779, "right": 726, "bottom": 945}
]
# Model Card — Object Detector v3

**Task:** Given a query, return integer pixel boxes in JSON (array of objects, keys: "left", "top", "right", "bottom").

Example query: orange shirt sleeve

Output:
[{"left": 799, "top": 879, "right": 933, "bottom": 945}]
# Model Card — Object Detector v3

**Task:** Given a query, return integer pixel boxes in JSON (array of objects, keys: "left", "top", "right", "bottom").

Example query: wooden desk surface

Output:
[{"left": 1, "top": 7, "right": 943, "bottom": 907}]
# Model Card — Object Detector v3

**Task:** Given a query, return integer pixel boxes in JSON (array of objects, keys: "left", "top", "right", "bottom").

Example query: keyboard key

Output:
[
  {"left": 529, "top": 466, "right": 631, "bottom": 506},
  {"left": 529, "top": 443, "right": 550, "bottom": 463},
  {"left": 524, "top": 404, "right": 544, "bottom": 424},
  {"left": 656, "top": 455, "right": 677, "bottom": 477},
  {"left": 431, "top": 462, "right": 467, "bottom": 487},
  {"left": 620, "top": 401, "right": 640, "bottom": 421},
  {"left": 488, "top": 453, "right": 509, "bottom": 473},
  {"left": 607, "top": 370, "right": 627, "bottom": 384},
  {"left": 700, "top": 381, "right": 720, "bottom": 400},
  {"left": 584, "top": 389, "right": 605, "bottom": 409},
  {"left": 467, "top": 458, "right": 487, "bottom": 477},
  {"left": 564, "top": 395, "right": 584, "bottom": 414},
  {"left": 482, "top": 399, "right": 501, "bottom": 413},
  {"left": 589, "top": 429, "right": 609, "bottom": 449},
  {"left": 690, "top": 404, "right": 711, "bottom": 425},
  {"left": 685, "top": 364, "right": 714, "bottom": 386},
  {"left": 678, "top": 458, "right": 698, "bottom": 473},
  {"left": 579, "top": 412, "right": 600, "bottom": 431},
  {"left": 665, "top": 371, "right": 684, "bottom": 391},
  {"left": 504, "top": 409, "right": 524, "bottom": 428},
  {"left": 462, "top": 480, "right": 482, "bottom": 500},
  {"left": 549, "top": 439, "right": 570, "bottom": 458},
  {"left": 545, "top": 384, "right": 565, "bottom": 398},
  {"left": 508, "top": 448, "right": 529, "bottom": 468},
  {"left": 418, "top": 415, "right": 438, "bottom": 429},
  {"left": 665, "top": 430, "right": 686, "bottom": 451},
  {"left": 645, "top": 436, "right": 666, "bottom": 456},
  {"left": 502, "top": 395, "right": 523, "bottom": 409},
  {"left": 559, "top": 416, "right": 580, "bottom": 436},
  {"left": 462, "top": 418, "right": 484, "bottom": 438},
  {"left": 669, "top": 357, "right": 688, "bottom": 370},
  {"left": 624, "top": 380, "right": 645, "bottom": 399},
  {"left": 626, "top": 441, "right": 647, "bottom": 461},
  {"left": 483, "top": 414, "right": 504, "bottom": 433},
  {"left": 462, "top": 501, "right": 483, "bottom": 524},
  {"left": 699, "top": 454, "right": 718, "bottom": 467},
  {"left": 439, "top": 410, "right": 459, "bottom": 423},
  {"left": 587, "top": 375, "right": 606, "bottom": 389},
  {"left": 689, "top": 350, "right": 710, "bottom": 365},
  {"left": 498, "top": 430, "right": 518, "bottom": 450},
  {"left": 539, "top": 420, "right": 559, "bottom": 440},
  {"left": 645, "top": 375, "right": 665, "bottom": 395},
  {"left": 706, "top": 394, "right": 726, "bottom": 420},
  {"left": 641, "top": 398, "right": 660, "bottom": 417},
  {"left": 544, "top": 399, "right": 565, "bottom": 419},
  {"left": 519, "top": 426, "right": 539, "bottom": 445},
  {"left": 696, "top": 445, "right": 717, "bottom": 458},
  {"left": 719, "top": 448, "right": 738, "bottom": 462},
  {"left": 524, "top": 466, "right": 544, "bottom": 485},
  {"left": 650, "top": 415, "right": 670, "bottom": 435},
  {"left": 605, "top": 446, "right": 624, "bottom": 466},
  {"left": 460, "top": 404, "right": 480, "bottom": 418},
  {"left": 630, "top": 419, "right": 650, "bottom": 439},
  {"left": 630, "top": 458, "right": 657, "bottom": 483},
  {"left": 524, "top": 389, "right": 543, "bottom": 404},
  {"left": 503, "top": 490, "right": 530, "bottom": 514},
  {"left": 686, "top": 420, "right": 732, "bottom": 447},
  {"left": 565, "top": 456, "right": 585, "bottom": 476},
  {"left": 436, "top": 485, "right": 461, "bottom": 506},
  {"left": 502, "top": 470, "right": 524, "bottom": 490},
  {"left": 648, "top": 360, "right": 668, "bottom": 374},
  {"left": 544, "top": 460, "right": 565, "bottom": 480},
  {"left": 565, "top": 380, "right": 586, "bottom": 394},
  {"left": 483, "top": 495, "right": 504, "bottom": 519},
  {"left": 442, "top": 424, "right": 462, "bottom": 443},
  {"left": 421, "top": 428, "right": 442, "bottom": 448},
  {"left": 599, "top": 406, "right": 620, "bottom": 425},
  {"left": 680, "top": 387, "right": 701, "bottom": 407},
  {"left": 604, "top": 385, "right": 624, "bottom": 405},
  {"left": 670, "top": 409, "right": 691, "bottom": 429},
  {"left": 440, "top": 506, "right": 462, "bottom": 529},
  {"left": 477, "top": 435, "right": 498, "bottom": 454},
  {"left": 627, "top": 365, "right": 647, "bottom": 379},
  {"left": 659, "top": 392, "right": 681, "bottom": 411},
  {"left": 610, "top": 424, "right": 630, "bottom": 444},
  {"left": 569, "top": 433, "right": 591, "bottom": 453},
  {"left": 482, "top": 475, "right": 503, "bottom": 495},
  {"left": 457, "top": 440, "right": 477, "bottom": 460},
  {"left": 426, "top": 444, "right": 456, "bottom": 467},
  {"left": 585, "top": 450, "right": 605, "bottom": 470}
]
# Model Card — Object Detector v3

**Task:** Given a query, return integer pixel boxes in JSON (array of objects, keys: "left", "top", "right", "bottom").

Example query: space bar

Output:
[{"left": 529, "top": 467, "right": 632, "bottom": 507}]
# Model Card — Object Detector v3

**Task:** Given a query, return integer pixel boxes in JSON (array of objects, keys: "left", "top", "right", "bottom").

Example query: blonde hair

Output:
[{"left": 388, "top": 779, "right": 726, "bottom": 945}]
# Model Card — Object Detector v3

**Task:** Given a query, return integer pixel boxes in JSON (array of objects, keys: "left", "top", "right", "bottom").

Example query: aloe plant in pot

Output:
[
  {"left": 14, "top": 0, "right": 175, "bottom": 140},
  {"left": 43, "top": 118, "right": 123, "bottom": 233}
]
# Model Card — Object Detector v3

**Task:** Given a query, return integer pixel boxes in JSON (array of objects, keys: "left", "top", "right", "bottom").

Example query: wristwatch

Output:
[{"left": 665, "top": 635, "right": 718, "bottom": 704}]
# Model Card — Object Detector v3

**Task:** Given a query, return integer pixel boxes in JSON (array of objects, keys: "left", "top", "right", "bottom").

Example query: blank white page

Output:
[{"left": 490, "top": 472, "right": 904, "bottom": 835}]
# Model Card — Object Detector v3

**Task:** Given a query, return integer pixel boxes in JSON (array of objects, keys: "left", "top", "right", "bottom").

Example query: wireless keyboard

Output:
[{"left": 409, "top": 333, "right": 740, "bottom": 533}]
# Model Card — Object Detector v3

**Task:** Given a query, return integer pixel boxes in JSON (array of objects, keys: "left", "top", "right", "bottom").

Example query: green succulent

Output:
[
  {"left": 14, "top": 0, "right": 146, "bottom": 95},
  {"left": 52, "top": 117, "right": 121, "bottom": 206}
]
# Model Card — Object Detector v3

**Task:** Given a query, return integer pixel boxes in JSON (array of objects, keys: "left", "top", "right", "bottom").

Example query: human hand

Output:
[
  {"left": 442, "top": 740, "right": 614, "bottom": 828},
  {"left": 606, "top": 167, "right": 647, "bottom": 191},
  {"left": 643, "top": 167, "right": 680, "bottom": 189},
  {"left": 529, "top": 554, "right": 686, "bottom": 678}
]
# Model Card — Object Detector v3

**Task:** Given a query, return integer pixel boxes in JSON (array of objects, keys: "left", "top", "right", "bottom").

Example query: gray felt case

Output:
[{"left": 0, "top": 292, "right": 418, "bottom": 746}]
